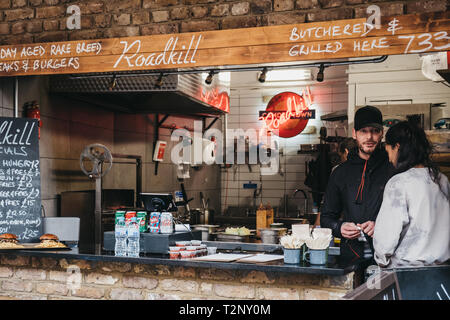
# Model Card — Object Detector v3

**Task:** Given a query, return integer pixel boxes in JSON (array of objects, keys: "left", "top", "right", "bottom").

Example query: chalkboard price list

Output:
[{"left": 0, "top": 117, "right": 42, "bottom": 242}]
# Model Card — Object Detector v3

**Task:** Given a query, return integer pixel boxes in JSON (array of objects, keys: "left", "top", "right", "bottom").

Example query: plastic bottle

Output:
[
  {"left": 114, "top": 216, "right": 127, "bottom": 257},
  {"left": 127, "top": 216, "right": 140, "bottom": 257}
]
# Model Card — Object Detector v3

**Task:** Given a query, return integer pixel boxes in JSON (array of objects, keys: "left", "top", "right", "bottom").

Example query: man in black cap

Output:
[{"left": 321, "top": 105, "right": 394, "bottom": 261}]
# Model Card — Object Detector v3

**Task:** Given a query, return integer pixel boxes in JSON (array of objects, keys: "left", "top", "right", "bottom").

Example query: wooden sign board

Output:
[
  {"left": 0, "top": 117, "right": 42, "bottom": 242},
  {"left": 0, "top": 12, "right": 448, "bottom": 77}
]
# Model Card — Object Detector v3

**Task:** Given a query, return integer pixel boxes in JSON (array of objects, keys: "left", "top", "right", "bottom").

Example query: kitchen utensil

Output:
[
  {"left": 303, "top": 248, "right": 329, "bottom": 265},
  {"left": 216, "top": 233, "right": 250, "bottom": 243},
  {"left": 270, "top": 223, "right": 284, "bottom": 228},
  {"left": 192, "top": 224, "right": 219, "bottom": 241},
  {"left": 283, "top": 248, "right": 301, "bottom": 264},
  {"left": 260, "top": 228, "right": 287, "bottom": 244}
]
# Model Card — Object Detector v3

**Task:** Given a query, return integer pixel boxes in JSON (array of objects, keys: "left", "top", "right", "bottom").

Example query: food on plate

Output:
[
  {"left": 225, "top": 227, "right": 251, "bottom": 236},
  {"left": 0, "top": 233, "right": 25, "bottom": 248},
  {"left": 35, "top": 234, "right": 67, "bottom": 248}
]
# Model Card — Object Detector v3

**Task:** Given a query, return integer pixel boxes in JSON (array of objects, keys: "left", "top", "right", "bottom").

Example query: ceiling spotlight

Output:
[
  {"left": 205, "top": 70, "right": 215, "bottom": 85},
  {"left": 316, "top": 64, "right": 325, "bottom": 82},
  {"left": 155, "top": 73, "right": 164, "bottom": 88},
  {"left": 108, "top": 74, "right": 117, "bottom": 91},
  {"left": 258, "top": 68, "right": 268, "bottom": 83}
]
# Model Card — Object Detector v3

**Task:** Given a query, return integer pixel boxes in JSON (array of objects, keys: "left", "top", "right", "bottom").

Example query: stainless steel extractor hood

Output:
[{"left": 49, "top": 70, "right": 230, "bottom": 116}]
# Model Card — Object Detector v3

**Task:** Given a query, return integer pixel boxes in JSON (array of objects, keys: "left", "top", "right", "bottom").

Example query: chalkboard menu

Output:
[{"left": 0, "top": 117, "right": 41, "bottom": 242}]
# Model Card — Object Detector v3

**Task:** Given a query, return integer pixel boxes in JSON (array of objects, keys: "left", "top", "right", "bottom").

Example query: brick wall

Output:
[
  {"left": 0, "top": 0, "right": 448, "bottom": 45},
  {"left": 0, "top": 254, "right": 354, "bottom": 300}
]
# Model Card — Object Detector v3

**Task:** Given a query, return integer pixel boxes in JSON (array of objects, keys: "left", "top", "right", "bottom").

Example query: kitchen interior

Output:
[{"left": 1, "top": 52, "right": 449, "bottom": 254}]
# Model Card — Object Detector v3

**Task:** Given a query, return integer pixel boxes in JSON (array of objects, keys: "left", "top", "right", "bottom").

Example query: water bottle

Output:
[
  {"left": 114, "top": 216, "right": 127, "bottom": 257},
  {"left": 127, "top": 216, "right": 140, "bottom": 257}
]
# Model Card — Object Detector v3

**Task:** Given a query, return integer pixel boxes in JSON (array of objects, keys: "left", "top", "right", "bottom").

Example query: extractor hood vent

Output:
[{"left": 49, "top": 71, "right": 229, "bottom": 116}]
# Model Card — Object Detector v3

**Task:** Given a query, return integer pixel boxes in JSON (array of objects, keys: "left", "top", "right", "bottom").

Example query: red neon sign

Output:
[
  {"left": 259, "top": 87, "right": 315, "bottom": 138},
  {"left": 199, "top": 88, "right": 230, "bottom": 113}
]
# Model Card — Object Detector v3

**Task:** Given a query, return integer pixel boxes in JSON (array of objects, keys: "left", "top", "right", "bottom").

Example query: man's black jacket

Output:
[{"left": 320, "top": 146, "right": 394, "bottom": 260}]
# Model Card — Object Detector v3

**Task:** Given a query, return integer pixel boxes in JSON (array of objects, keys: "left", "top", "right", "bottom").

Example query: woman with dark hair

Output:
[{"left": 373, "top": 121, "right": 450, "bottom": 268}]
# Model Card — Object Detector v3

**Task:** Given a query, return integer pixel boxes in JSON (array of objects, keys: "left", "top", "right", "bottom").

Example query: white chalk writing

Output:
[
  {"left": 0, "top": 118, "right": 41, "bottom": 240},
  {"left": 387, "top": 18, "right": 402, "bottom": 35},
  {"left": 0, "top": 40, "right": 100, "bottom": 74},
  {"left": 113, "top": 35, "right": 202, "bottom": 69},
  {"left": 289, "top": 22, "right": 374, "bottom": 41},
  {"left": 289, "top": 42, "right": 343, "bottom": 56},
  {"left": 354, "top": 37, "right": 389, "bottom": 52},
  {"left": 399, "top": 32, "right": 450, "bottom": 53}
]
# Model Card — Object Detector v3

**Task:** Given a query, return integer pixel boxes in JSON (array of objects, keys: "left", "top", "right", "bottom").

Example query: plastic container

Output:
[
  {"left": 169, "top": 251, "right": 180, "bottom": 260},
  {"left": 283, "top": 248, "right": 301, "bottom": 264},
  {"left": 191, "top": 240, "right": 202, "bottom": 246},
  {"left": 207, "top": 247, "right": 217, "bottom": 255},
  {"left": 114, "top": 215, "right": 127, "bottom": 257},
  {"left": 180, "top": 251, "right": 192, "bottom": 259},
  {"left": 175, "top": 241, "right": 189, "bottom": 247}
]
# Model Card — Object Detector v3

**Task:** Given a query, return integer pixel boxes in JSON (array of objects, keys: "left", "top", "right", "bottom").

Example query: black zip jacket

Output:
[{"left": 320, "top": 146, "right": 394, "bottom": 260}]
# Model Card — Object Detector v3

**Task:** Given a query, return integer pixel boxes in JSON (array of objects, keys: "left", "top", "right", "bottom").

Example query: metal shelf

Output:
[{"left": 320, "top": 110, "right": 348, "bottom": 122}]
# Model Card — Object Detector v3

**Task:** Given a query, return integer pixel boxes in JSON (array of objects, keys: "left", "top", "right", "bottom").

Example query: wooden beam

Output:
[{"left": 0, "top": 12, "right": 448, "bottom": 77}]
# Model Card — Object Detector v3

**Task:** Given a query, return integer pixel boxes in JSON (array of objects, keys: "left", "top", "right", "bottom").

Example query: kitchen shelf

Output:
[{"left": 320, "top": 110, "right": 348, "bottom": 122}]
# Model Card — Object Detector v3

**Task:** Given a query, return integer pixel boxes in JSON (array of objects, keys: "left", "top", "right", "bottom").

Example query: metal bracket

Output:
[{"left": 203, "top": 117, "right": 219, "bottom": 133}]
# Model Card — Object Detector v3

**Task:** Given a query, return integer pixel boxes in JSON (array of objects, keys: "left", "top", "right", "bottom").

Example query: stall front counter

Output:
[{"left": 0, "top": 247, "right": 371, "bottom": 300}]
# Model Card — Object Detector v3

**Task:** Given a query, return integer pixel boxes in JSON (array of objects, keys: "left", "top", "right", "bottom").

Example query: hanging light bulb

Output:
[
  {"left": 205, "top": 70, "right": 215, "bottom": 85},
  {"left": 258, "top": 67, "right": 268, "bottom": 83}
]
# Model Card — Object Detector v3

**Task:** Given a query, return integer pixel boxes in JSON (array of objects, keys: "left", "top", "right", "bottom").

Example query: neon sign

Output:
[
  {"left": 199, "top": 88, "right": 230, "bottom": 113},
  {"left": 258, "top": 87, "right": 315, "bottom": 138}
]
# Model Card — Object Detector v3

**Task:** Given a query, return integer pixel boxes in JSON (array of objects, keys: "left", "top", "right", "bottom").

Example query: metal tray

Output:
[
  {"left": 0, "top": 243, "right": 70, "bottom": 251},
  {"left": 215, "top": 233, "right": 251, "bottom": 243}
]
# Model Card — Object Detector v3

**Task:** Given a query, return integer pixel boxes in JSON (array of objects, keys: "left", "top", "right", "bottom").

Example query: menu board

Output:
[
  {"left": 0, "top": 12, "right": 448, "bottom": 77},
  {"left": 0, "top": 117, "right": 41, "bottom": 242}
]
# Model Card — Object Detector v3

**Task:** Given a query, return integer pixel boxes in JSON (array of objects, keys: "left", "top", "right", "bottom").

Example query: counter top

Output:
[{"left": 0, "top": 247, "right": 372, "bottom": 276}]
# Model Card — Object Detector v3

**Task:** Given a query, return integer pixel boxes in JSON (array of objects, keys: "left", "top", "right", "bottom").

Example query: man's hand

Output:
[
  {"left": 340, "top": 222, "right": 361, "bottom": 239},
  {"left": 357, "top": 221, "right": 375, "bottom": 237}
]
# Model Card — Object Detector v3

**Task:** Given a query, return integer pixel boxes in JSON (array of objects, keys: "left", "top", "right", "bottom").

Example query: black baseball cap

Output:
[{"left": 354, "top": 106, "right": 383, "bottom": 131}]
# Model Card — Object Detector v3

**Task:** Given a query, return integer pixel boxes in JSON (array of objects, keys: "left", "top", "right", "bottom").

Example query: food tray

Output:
[
  {"left": 0, "top": 243, "right": 70, "bottom": 251},
  {"left": 215, "top": 233, "right": 250, "bottom": 243}
]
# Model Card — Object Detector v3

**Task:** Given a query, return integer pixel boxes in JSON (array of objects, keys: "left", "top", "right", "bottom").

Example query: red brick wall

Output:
[{"left": 0, "top": 0, "right": 448, "bottom": 45}]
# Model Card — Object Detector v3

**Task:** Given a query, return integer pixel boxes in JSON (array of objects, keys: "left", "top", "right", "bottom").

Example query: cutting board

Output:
[
  {"left": 191, "top": 253, "right": 255, "bottom": 262},
  {"left": 235, "top": 254, "right": 284, "bottom": 264}
]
